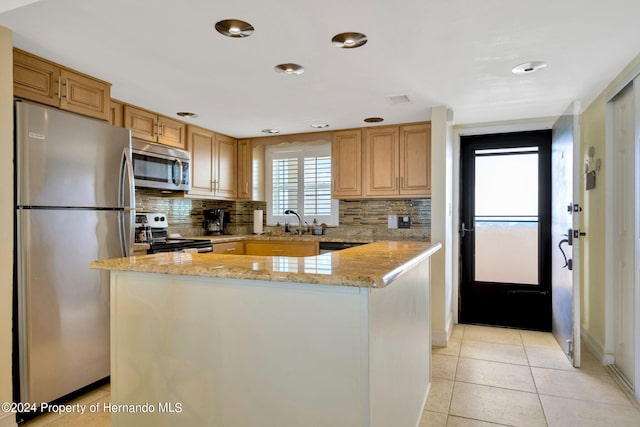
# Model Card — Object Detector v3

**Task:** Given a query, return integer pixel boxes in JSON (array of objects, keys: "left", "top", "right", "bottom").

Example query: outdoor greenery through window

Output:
[{"left": 266, "top": 143, "right": 338, "bottom": 227}]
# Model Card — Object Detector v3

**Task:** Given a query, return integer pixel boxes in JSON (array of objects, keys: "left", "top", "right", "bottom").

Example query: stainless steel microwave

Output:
[{"left": 131, "top": 139, "right": 191, "bottom": 191}]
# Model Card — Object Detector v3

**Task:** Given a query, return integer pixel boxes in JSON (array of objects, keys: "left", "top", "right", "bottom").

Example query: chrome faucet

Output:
[{"left": 284, "top": 209, "right": 302, "bottom": 235}]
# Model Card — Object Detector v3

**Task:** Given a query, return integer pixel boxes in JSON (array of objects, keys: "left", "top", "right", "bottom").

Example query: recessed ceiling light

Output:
[
  {"left": 274, "top": 63, "right": 304, "bottom": 75},
  {"left": 215, "top": 19, "right": 254, "bottom": 38},
  {"left": 311, "top": 123, "right": 329, "bottom": 129},
  {"left": 512, "top": 61, "right": 547, "bottom": 74},
  {"left": 261, "top": 128, "right": 280, "bottom": 134},
  {"left": 332, "top": 32, "right": 368, "bottom": 49},
  {"left": 364, "top": 117, "right": 384, "bottom": 123},
  {"left": 176, "top": 111, "right": 198, "bottom": 118}
]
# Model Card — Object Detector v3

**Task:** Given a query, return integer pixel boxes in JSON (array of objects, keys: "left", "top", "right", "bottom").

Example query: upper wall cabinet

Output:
[
  {"left": 399, "top": 123, "right": 431, "bottom": 196},
  {"left": 237, "top": 139, "right": 253, "bottom": 200},
  {"left": 186, "top": 125, "right": 237, "bottom": 200},
  {"left": 364, "top": 123, "right": 431, "bottom": 198},
  {"left": 109, "top": 100, "right": 124, "bottom": 127},
  {"left": 364, "top": 126, "right": 400, "bottom": 197},
  {"left": 123, "top": 105, "right": 186, "bottom": 149},
  {"left": 332, "top": 129, "right": 362, "bottom": 198},
  {"left": 13, "top": 48, "right": 111, "bottom": 121}
]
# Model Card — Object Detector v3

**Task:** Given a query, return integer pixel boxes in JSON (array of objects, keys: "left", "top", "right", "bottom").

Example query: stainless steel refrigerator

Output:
[{"left": 14, "top": 100, "right": 135, "bottom": 405}]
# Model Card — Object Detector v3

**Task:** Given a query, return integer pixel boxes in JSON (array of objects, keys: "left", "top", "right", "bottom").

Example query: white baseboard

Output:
[
  {"left": 581, "top": 326, "right": 615, "bottom": 365},
  {"left": 0, "top": 411, "right": 17, "bottom": 427},
  {"left": 432, "top": 316, "right": 454, "bottom": 347}
]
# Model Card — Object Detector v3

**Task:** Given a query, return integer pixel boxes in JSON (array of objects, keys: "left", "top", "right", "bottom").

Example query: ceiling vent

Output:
[{"left": 386, "top": 95, "right": 411, "bottom": 105}]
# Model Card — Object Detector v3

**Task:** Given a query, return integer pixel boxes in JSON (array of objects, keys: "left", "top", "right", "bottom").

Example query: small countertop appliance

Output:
[{"left": 203, "top": 208, "right": 226, "bottom": 235}]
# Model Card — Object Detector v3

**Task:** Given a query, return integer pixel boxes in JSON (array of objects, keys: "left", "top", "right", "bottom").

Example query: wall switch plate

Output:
[
  {"left": 398, "top": 216, "right": 411, "bottom": 229},
  {"left": 387, "top": 214, "right": 398, "bottom": 229}
]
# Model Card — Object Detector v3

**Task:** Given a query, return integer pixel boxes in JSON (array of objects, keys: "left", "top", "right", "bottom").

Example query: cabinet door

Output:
[
  {"left": 13, "top": 49, "right": 60, "bottom": 107},
  {"left": 237, "top": 139, "right": 253, "bottom": 200},
  {"left": 124, "top": 106, "right": 157, "bottom": 142},
  {"left": 332, "top": 130, "right": 362, "bottom": 198},
  {"left": 214, "top": 133, "right": 238, "bottom": 199},
  {"left": 158, "top": 116, "right": 186, "bottom": 149},
  {"left": 188, "top": 126, "right": 215, "bottom": 195},
  {"left": 110, "top": 100, "right": 124, "bottom": 127},
  {"left": 59, "top": 69, "right": 111, "bottom": 121},
  {"left": 364, "top": 127, "right": 399, "bottom": 197},
  {"left": 400, "top": 123, "right": 431, "bottom": 196}
]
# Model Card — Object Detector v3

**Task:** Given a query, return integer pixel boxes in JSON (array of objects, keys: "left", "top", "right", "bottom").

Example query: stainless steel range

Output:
[{"left": 136, "top": 212, "right": 212, "bottom": 254}]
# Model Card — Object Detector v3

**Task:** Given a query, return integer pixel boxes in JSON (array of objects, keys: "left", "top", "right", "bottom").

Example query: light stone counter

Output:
[{"left": 93, "top": 241, "right": 440, "bottom": 288}]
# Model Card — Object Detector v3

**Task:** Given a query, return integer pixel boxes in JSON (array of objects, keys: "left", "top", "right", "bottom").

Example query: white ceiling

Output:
[{"left": 2, "top": 0, "right": 640, "bottom": 138}]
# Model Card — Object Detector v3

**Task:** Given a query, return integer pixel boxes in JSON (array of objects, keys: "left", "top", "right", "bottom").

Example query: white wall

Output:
[
  {"left": 430, "top": 106, "right": 454, "bottom": 345},
  {"left": 0, "top": 25, "right": 16, "bottom": 427}
]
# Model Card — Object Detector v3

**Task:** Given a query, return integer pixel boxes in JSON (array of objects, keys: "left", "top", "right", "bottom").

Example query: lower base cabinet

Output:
[
  {"left": 211, "top": 241, "right": 245, "bottom": 255},
  {"left": 244, "top": 240, "right": 319, "bottom": 257}
]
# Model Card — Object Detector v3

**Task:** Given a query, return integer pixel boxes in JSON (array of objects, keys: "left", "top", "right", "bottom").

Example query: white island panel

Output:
[
  {"left": 369, "top": 258, "right": 431, "bottom": 427},
  {"left": 111, "top": 273, "right": 369, "bottom": 427}
]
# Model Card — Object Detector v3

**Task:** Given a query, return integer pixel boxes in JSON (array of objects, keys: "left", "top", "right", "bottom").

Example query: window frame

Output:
[{"left": 265, "top": 142, "right": 339, "bottom": 227}]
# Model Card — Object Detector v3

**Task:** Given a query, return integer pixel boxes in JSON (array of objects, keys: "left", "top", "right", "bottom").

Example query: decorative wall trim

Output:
[{"left": 432, "top": 316, "right": 453, "bottom": 347}]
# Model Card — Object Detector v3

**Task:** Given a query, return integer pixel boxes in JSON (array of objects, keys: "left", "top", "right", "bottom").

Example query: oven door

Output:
[{"left": 132, "top": 151, "right": 190, "bottom": 191}]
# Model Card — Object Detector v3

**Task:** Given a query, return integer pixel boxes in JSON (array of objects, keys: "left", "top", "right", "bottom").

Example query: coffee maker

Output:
[{"left": 203, "top": 209, "right": 226, "bottom": 235}]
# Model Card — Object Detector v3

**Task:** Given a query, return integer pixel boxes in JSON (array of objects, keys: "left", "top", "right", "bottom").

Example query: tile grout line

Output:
[{"left": 521, "top": 330, "right": 551, "bottom": 427}]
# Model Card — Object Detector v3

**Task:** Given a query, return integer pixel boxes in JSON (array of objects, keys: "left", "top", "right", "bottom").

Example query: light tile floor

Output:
[
  {"left": 21, "top": 384, "right": 111, "bottom": 427},
  {"left": 422, "top": 324, "right": 640, "bottom": 427},
  {"left": 18, "top": 325, "right": 640, "bottom": 426}
]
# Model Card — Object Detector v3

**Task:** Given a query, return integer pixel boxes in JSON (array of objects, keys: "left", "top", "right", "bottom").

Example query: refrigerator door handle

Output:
[{"left": 120, "top": 146, "right": 136, "bottom": 257}]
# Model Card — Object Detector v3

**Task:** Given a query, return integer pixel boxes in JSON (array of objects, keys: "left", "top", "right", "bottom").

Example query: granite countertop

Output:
[{"left": 94, "top": 241, "right": 441, "bottom": 288}]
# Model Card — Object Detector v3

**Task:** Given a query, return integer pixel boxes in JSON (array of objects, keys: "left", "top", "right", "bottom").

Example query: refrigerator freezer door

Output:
[
  {"left": 15, "top": 101, "right": 131, "bottom": 208},
  {"left": 16, "top": 209, "right": 123, "bottom": 404}
]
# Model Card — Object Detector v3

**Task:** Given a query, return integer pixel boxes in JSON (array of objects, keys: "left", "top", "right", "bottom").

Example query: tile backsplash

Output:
[
  {"left": 136, "top": 190, "right": 430, "bottom": 241},
  {"left": 332, "top": 199, "right": 431, "bottom": 241},
  {"left": 135, "top": 190, "right": 265, "bottom": 237}
]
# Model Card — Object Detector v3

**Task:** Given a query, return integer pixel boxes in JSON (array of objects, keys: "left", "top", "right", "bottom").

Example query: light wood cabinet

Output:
[
  {"left": 214, "top": 133, "right": 238, "bottom": 199},
  {"left": 244, "top": 240, "right": 319, "bottom": 257},
  {"left": 399, "top": 123, "right": 431, "bottom": 196},
  {"left": 212, "top": 241, "right": 245, "bottom": 255},
  {"left": 187, "top": 125, "right": 237, "bottom": 200},
  {"left": 123, "top": 105, "right": 186, "bottom": 149},
  {"left": 364, "top": 126, "right": 400, "bottom": 197},
  {"left": 364, "top": 123, "right": 431, "bottom": 198},
  {"left": 110, "top": 100, "right": 124, "bottom": 127},
  {"left": 13, "top": 48, "right": 111, "bottom": 121},
  {"left": 237, "top": 139, "right": 253, "bottom": 200},
  {"left": 332, "top": 130, "right": 362, "bottom": 198}
]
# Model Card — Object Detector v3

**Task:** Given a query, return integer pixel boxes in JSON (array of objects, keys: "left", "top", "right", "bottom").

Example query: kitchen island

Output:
[{"left": 92, "top": 241, "right": 441, "bottom": 427}]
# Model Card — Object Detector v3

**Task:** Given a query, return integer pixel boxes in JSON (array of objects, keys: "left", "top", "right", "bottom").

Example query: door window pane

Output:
[{"left": 474, "top": 149, "right": 539, "bottom": 284}]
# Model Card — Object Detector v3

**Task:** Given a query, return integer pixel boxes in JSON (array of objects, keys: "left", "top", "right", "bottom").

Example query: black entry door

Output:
[{"left": 460, "top": 130, "right": 552, "bottom": 331}]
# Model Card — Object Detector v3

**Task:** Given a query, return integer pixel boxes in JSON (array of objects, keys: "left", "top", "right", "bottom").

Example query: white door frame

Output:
[{"left": 604, "top": 73, "right": 640, "bottom": 400}]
